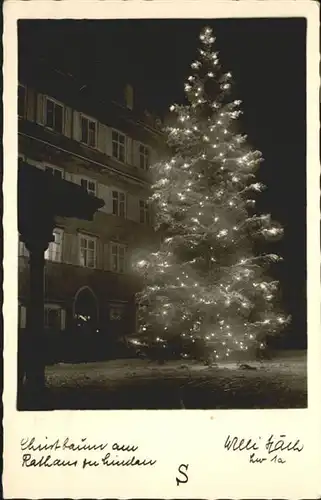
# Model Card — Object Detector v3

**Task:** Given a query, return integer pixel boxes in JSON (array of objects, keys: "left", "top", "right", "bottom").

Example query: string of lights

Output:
[{"left": 133, "top": 26, "right": 290, "bottom": 361}]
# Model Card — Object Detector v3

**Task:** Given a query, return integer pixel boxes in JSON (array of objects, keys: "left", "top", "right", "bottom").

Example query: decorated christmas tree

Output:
[{"left": 133, "top": 26, "right": 289, "bottom": 362}]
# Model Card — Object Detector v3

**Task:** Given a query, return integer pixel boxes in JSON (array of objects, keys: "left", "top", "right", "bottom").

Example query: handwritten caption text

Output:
[{"left": 20, "top": 437, "right": 157, "bottom": 469}]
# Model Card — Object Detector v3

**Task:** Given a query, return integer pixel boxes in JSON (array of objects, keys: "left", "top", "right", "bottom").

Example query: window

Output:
[
  {"left": 45, "top": 165, "right": 64, "bottom": 179},
  {"left": 18, "top": 240, "right": 29, "bottom": 257},
  {"left": 45, "top": 228, "right": 63, "bottom": 262},
  {"left": 79, "top": 234, "right": 96, "bottom": 268},
  {"left": 45, "top": 97, "right": 64, "bottom": 133},
  {"left": 18, "top": 84, "right": 26, "bottom": 118},
  {"left": 112, "top": 190, "right": 126, "bottom": 217},
  {"left": 18, "top": 303, "right": 27, "bottom": 329},
  {"left": 139, "top": 144, "right": 150, "bottom": 170},
  {"left": 139, "top": 200, "right": 150, "bottom": 224},
  {"left": 81, "top": 115, "right": 97, "bottom": 147},
  {"left": 109, "top": 303, "right": 126, "bottom": 321},
  {"left": 112, "top": 131, "right": 126, "bottom": 162},
  {"left": 44, "top": 304, "right": 64, "bottom": 330},
  {"left": 19, "top": 231, "right": 63, "bottom": 262},
  {"left": 110, "top": 243, "right": 126, "bottom": 273},
  {"left": 80, "top": 177, "right": 96, "bottom": 196}
]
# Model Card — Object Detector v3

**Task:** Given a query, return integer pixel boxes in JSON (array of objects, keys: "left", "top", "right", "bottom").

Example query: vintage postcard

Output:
[{"left": 3, "top": 0, "right": 321, "bottom": 498}]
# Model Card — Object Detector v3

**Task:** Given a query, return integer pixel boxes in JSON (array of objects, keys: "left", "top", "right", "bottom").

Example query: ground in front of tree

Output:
[{"left": 33, "top": 350, "right": 307, "bottom": 410}]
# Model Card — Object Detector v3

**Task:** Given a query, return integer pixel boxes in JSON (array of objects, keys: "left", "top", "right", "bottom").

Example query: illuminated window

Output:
[
  {"left": 18, "top": 240, "right": 29, "bottom": 257},
  {"left": 19, "top": 230, "right": 63, "bottom": 262},
  {"left": 18, "top": 303, "right": 27, "bottom": 329},
  {"left": 45, "top": 228, "right": 63, "bottom": 262}
]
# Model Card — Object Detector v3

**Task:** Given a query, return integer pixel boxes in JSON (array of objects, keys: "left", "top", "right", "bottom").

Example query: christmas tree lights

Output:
[{"left": 133, "top": 26, "right": 290, "bottom": 361}]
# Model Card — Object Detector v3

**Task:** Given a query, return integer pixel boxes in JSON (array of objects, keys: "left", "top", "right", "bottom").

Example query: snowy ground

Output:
[{"left": 42, "top": 351, "right": 307, "bottom": 410}]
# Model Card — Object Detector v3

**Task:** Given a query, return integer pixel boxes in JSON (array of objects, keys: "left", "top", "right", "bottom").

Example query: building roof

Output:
[{"left": 19, "top": 58, "right": 164, "bottom": 140}]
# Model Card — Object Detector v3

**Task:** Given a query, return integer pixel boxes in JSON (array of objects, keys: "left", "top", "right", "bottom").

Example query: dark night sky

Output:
[{"left": 19, "top": 19, "right": 307, "bottom": 346}]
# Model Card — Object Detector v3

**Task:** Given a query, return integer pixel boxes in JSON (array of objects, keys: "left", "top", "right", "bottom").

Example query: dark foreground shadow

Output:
[{"left": 18, "top": 375, "right": 307, "bottom": 411}]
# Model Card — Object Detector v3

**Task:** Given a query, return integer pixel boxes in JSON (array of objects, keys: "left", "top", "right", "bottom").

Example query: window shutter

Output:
[
  {"left": 70, "top": 233, "right": 80, "bottom": 265},
  {"left": 26, "top": 88, "right": 36, "bottom": 122},
  {"left": 96, "top": 240, "right": 104, "bottom": 269},
  {"left": 127, "top": 193, "right": 139, "bottom": 222},
  {"left": 36, "top": 93, "right": 45, "bottom": 125},
  {"left": 73, "top": 111, "right": 81, "bottom": 141},
  {"left": 27, "top": 159, "right": 44, "bottom": 170},
  {"left": 126, "top": 137, "right": 133, "bottom": 165},
  {"left": 98, "top": 123, "right": 107, "bottom": 154},
  {"left": 150, "top": 148, "right": 158, "bottom": 168},
  {"left": 20, "top": 306, "right": 27, "bottom": 329},
  {"left": 133, "top": 141, "right": 140, "bottom": 168},
  {"left": 60, "top": 309, "right": 66, "bottom": 331},
  {"left": 106, "top": 127, "right": 113, "bottom": 157},
  {"left": 64, "top": 106, "right": 72, "bottom": 138},
  {"left": 98, "top": 184, "right": 113, "bottom": 214},
  {"left": 72, "top": 174, "right": 82, "bottom": 186},
  {"left": 103, "top": 243, "right": 110, "bottom": 271},
  {"left": 64, "top": 172, "right": 73, "bottom": 183},
  {"left": 62, "top": 232, "right": 77, "bottom": 264}
]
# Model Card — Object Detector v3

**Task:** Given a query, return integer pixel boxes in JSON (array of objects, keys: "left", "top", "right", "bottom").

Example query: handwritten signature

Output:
[{"left": 224, "top": 434, "right": 304, "bottom": 464}]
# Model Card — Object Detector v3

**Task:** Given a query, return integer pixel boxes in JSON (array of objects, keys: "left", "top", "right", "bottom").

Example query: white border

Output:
[{"left": 3, "top": 2, "right": 321, "bottom": 498}]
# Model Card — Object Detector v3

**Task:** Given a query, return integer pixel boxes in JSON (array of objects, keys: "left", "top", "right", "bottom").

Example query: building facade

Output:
[{"left": 18, "top": 64, "right": 163, "bottom": 351}]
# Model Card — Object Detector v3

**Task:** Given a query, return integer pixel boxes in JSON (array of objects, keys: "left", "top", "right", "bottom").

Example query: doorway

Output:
[{"left": 73, "top": 286, "right": 98, "bottom": 331}]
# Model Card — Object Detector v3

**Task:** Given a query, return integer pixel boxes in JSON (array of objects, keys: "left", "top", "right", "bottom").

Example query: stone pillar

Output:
[
  {"left": 19, "top": 233, "right": 53, "bottom": 408},
  {"left": 25, "top": 242, "right": 47, "bottom": 387}
]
